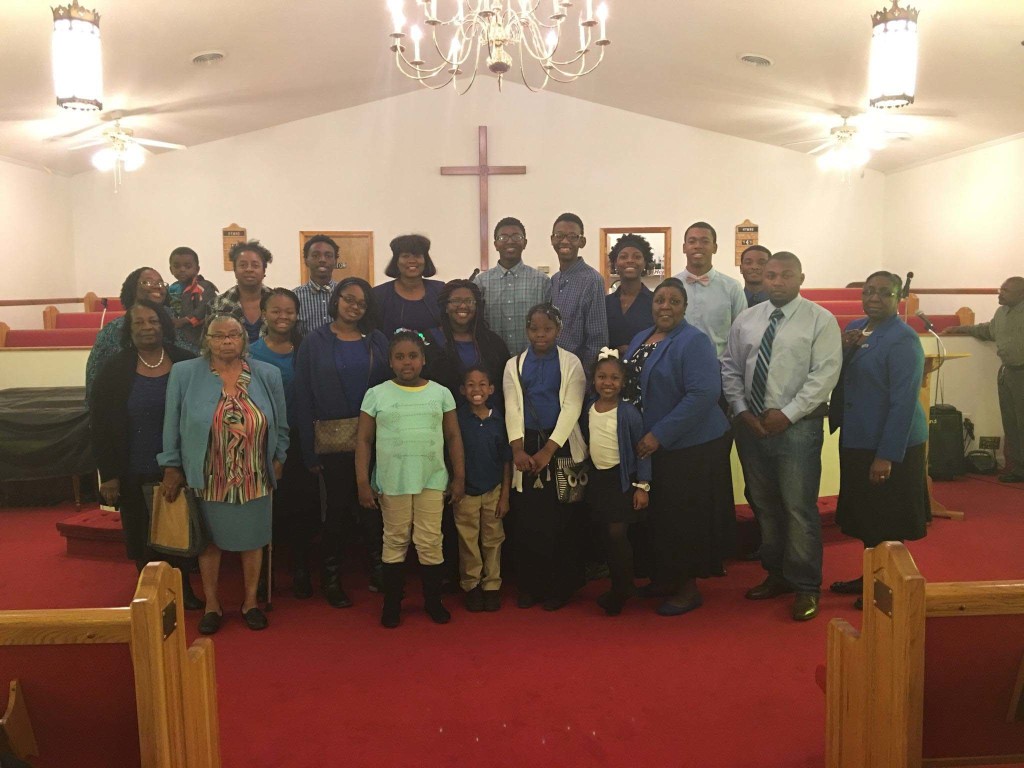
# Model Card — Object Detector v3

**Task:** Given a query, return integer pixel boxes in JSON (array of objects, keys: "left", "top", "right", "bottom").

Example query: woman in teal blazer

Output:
[
  {"left": 828, "top": 271, "right": 929, "bottom": 606},
  {"left": 159, "top": 315, "right": 289, "bottom": 635}
]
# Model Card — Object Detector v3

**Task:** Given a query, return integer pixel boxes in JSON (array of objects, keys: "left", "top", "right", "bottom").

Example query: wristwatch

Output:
[{"left": 632, "top": 482, "right": 651, "bottom": 492}]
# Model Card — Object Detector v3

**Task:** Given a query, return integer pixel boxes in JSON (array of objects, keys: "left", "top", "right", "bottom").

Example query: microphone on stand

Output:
[
  {"left": 916, "top": 310, "right": 946, "bottom": 361},
  {"left": 914, "top": 309, "right": 934, "bottom": 332},
  {"left": 901, "top": 271, "right": 914, "bottom": 322},
  {"left": 468, "top": 268, "right": 481, "bottom": 282},
  {"left": 99, "top": 297, "right": 108, "bottom": 328}
]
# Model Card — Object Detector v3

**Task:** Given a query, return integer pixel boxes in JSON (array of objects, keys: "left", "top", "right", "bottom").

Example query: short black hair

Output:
[
  {"left": 768, "top": 251, "right": 803, "bottom": 271},
  {"left": 493, "top": 217, "right": 526, "bottom": 240},
  {"left": 327, "top": 277, "right": 378, "bottom": 335},
  {"left": 389, "top": 329, "right": 427, "bottom": 355},
  {"left": 684, "top": 222, "right": 717, "bottom": 244},
  {"left": 608, "top": 233, "right": 655, "bottom": 273},
  {"left": 119, "top": 267, "right": 158, "bottom": 310},
  {"left": 303, "top": 235, "right": 339, "bottom": 260},
  {"left": 229, "top": 240, "right": 273, "bottom": 267},
  {"left": 740, "top": 244, "right": 771, "bottom": 260},
  {"left": 120, "top": 299, "right": 175, "bottom": 349},
  {"left": 385, "top": 234, "right": 437, "bottom": 279},
  {"left": 260, "top": 287, "right": 303, "bottom": 347},
  {"left": 461, "top": 364, "right": 492, "bottom": 384},
  {"left": 653, "top": 277, "right": 688, "bottom": 305},
  {"left": 169, "top": 246, "right": 198, "bottom": 265},
  {"left": 553, "top": 212, "right": 584, "bottom": 235},
  {"left": 865, "top": 270, "right": 902, "bottom": 294},
  {"left": 526, "top": 302, "right": 562, "bottom": 328}
]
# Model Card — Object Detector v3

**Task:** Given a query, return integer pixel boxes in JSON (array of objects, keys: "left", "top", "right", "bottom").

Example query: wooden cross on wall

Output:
[{"left": 441, "top": 126, "right": 526, "bottom": 272}]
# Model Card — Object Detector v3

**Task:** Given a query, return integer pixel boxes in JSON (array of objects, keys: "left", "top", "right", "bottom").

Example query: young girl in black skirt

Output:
[{"left": 585, "top": 349, "right": 651, "bottom": 616}]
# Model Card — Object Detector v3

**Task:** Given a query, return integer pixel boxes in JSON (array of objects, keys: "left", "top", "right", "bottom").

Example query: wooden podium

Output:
[{"left": 922, "top": 352, "right": 970, "bottom": 521}]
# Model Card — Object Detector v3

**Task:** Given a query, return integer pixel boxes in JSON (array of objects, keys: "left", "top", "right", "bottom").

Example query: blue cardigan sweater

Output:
[
  {"left": 158, "top": 357, "right": 289, "bottom": 490},
  {"left": 580, "top": 397, "right": 653, "bottom": 493},
  {"left": 624, "top": 321, "right": 730, "bottom": 450},
  {"left": 292, "top": 326, "right": 391, "bottom": 469}
]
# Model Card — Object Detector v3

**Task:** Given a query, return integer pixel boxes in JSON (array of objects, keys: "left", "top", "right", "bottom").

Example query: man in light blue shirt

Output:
[
  {"left": 721, "top": 251, "right": 842, "bottom": 621},
  {"left": 294, "top": 235, "right": 339, "bottom": 332},
  {"left": 673, "top": 222, "right": 747, "bottom": 357}
]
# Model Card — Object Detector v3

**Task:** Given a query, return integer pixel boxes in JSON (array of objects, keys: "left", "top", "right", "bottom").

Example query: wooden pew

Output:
[
  {"left": 0, "top": 562, "right": 220, "bottom": 768},
  {"left": 826, "top": 542, "right": 1024, "bottom": 767}
]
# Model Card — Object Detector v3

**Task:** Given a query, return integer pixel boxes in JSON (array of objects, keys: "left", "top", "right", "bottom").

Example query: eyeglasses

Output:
[
  {"left": 338, "top": 294, "right": 368, "bottom": 310},
  {"left": 207, "top": 332, "right": 243, "bottom": 342},
  {"left": 139, "top": 280, "right": 167, "bottom": 289},
  {"left": 447, "top": 298, "right": 477, "bottom": 308},
  {"left": 861, "top": 288, "right": 896, "bottom": 299},
  {"left": 495, "top": 234, "right": 525, "bottom": 244},
  {"left": 551, "top": 233, "right": 583, "bottom": 243}
]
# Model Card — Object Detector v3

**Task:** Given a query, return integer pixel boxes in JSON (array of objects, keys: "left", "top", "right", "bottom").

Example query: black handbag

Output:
[{"left": 143, "top": 483, "right": 209, "bottom": 558}]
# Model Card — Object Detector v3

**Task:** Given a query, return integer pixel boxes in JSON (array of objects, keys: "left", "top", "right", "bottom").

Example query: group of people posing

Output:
[{"left": 87, "top": 211, "right": 942, "bottom": 634}]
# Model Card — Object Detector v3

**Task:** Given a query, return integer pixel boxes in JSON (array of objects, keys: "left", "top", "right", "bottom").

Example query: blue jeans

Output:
[{"left": 735, "top": 417, "right": 824, "bottom": 593}]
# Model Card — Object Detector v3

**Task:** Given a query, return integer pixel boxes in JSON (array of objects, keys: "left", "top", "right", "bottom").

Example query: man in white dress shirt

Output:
[
  {"left": 721, "top": 251, "right": 842, "bottom": 621},
  {"left": 673, "top": 222, "right": 747, "bottom": 357}
]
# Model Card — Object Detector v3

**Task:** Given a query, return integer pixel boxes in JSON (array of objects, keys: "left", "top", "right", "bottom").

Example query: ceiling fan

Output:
[
  {"left": 784, "top": 114, "right": 910, "bottom": 171},
  {"left": 66, "top": 119, "right": 186, "bottom": 188}
]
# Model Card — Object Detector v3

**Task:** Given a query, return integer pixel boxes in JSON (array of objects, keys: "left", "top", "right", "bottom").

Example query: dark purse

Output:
[
  {"left": 514, "top": 353, "right": 590, "bottom": 503},
  {"left": 143, "top": 483, "right": 209, "bottom": 558}
]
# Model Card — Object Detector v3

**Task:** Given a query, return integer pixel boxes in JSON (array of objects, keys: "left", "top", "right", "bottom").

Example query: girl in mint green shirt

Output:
[{"left": 356, "top": 330, "right": 466, "bottom": 628}]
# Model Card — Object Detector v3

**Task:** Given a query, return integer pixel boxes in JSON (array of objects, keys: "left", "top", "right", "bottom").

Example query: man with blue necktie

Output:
[{"left": 721, "top": 251, "right": 842, "bottom": 621}]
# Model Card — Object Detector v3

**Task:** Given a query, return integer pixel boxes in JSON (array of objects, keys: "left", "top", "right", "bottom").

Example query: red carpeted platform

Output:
[
  {"left": 2, "top": 476, "right": 1022, "bottom": 768},
  {"left": 55, "top": 507, "right": 124, "bottom": 558}
]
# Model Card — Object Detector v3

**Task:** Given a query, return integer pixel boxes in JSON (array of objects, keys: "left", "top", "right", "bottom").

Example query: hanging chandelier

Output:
[
  {"left": 868, "top": 0, "right": 919, "bottom": 109},
  {"left": 51, "top": 0, "right": 104, "bottom": 111},
  {"left": 386, "top": 0, "right": 611, "bottom": 93}
]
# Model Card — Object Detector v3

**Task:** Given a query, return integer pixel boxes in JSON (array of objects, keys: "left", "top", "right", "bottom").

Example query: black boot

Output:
[
  {"left": 422, "top": 564, "right": 451, "bottom": 625},
  {"left": 380, "top": 562, "right": 405, "bottom": 628},
  {"left": 291, "top": 545, "right": 313, "bottom": 599},
  {"left": 322, "top": 555, "right": 353, "bottom": 608},
  {"left": 180, "top": 572, "right": 205, "bottom": 612}
]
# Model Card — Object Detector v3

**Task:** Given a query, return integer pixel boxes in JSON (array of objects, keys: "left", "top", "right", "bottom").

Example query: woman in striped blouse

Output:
[{"left": 159, "top": 315, "right": 289, "bottom": 636}]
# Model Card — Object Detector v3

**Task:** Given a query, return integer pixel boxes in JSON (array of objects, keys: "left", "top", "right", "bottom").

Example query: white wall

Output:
[
  {"left": 883, "top": 134, "right": 1024, "bottom": 321},
  {"left": 68, "top": 84, "right": 885, "bottom": 296},
  {"left": 0, "top": 161, "right": 74, "bottom": 329}
]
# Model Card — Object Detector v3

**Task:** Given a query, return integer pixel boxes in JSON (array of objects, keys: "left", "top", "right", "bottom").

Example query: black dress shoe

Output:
[
  {"left": 656, "top": 594, "right": 704, "bottom": 617},
  {"left": 745, "top": 577, "right": 795, "bottom": 600},
  {"left": 998, "top": 472, "right": 1024, "bottom": 483},
  {"left": 291, "top": 570, "right": 313, "bottom": 600},
  {"left": 242, "top": 606, "right": 269, "bottom": 631},
  {"left": 791, "top": 593, "right": 819, "bottom": 621},
  {"left": 542, "top": 596, "right": 570, "bottom": 612},
  {"left": 323, "top": 583, "right": 353, "bottom": 608},
  {"left": 596, "top": 590, "right": 627, "bottom": 616},
  {"left": 853, "top": 597, "right": 863, "bottom": 610},
  {"left": 482, "top": 590, "right": 501, "bottom": 612},
  {"left": 465, "top": 586, "right": 485, "bottom": 612},
  {"left": 829, "top": 577, "right": 863, "bottom": 595},
  {"left": 198, "top": 611, "right": 222, "bottom": 636},
  {"left": 517, "top": 593, "right": 537, "bottom": 609}
]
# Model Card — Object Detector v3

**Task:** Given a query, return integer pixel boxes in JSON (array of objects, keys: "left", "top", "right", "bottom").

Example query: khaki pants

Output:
[
  {"left": 380, "top": 489, "right": 445, "bottom": 565},
  {"left": 454, "top": 484, "right": 505, "bottom": 591}
]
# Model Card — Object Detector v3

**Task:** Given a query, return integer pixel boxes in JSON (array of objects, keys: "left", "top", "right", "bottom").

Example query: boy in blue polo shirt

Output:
[{"left": 455, "top": 366, "right": 512, "bottom": 612}]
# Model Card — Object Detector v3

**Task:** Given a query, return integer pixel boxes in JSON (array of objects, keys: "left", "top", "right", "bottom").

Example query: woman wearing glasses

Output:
[
  {"left": 425, "top": 279, "right": 511, "bottom": 406},
  {"left": 373, "top": 234, "right": 446, "bottom": 337},
  {"left": 159, "top": 315, "right": 289, "bottom": 635},
  {"left": 293, "top": 278, "right": 391, "bottom": 602},
  {"left": 828, "top": 271, "right": 929, "bottom": 608},
  {"left": 85, "top": 267, "right": 172, "bottom": 402}
]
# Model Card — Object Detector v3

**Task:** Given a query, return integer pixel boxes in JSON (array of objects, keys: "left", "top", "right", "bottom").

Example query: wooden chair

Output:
[
  {"left": 0, "top": 562, "right": 220, "bottom": 768},
  {"left": 826, "top": 542, "right": 1024, "bottom": 767}
]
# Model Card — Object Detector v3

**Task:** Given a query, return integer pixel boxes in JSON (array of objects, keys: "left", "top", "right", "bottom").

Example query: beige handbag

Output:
[{"left": 314, "top": 418, "right": 359, "bottom": 454}]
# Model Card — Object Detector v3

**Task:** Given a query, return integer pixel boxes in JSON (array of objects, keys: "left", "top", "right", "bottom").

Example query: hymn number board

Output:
[
  {"left": 734, "top": 220, "right": 758, "bottom": 266},
  {"left": 298, "top": 231, "right": 374, "bottom": 284}
]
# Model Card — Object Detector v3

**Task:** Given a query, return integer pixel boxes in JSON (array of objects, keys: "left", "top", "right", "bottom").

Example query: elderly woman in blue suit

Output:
[
  {"left": 828, "top": 271, "right": 929, "bottom": 607},
  {"left": 623, "top": 277, "right": 734, "bottom": 616},
  {"left": 159, "top": 314, "right": 289, "bottom": 635}
]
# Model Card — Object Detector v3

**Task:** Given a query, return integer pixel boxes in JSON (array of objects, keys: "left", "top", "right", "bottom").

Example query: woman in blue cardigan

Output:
[
  {"left": 624, "top": 278, "right": 734, "bottom": 616},
  {"left": 828, "top": 271, "right": 929, "bottom": 607},
  {"left": 159, "top": 315, "right": 289, "bottom": 635},
  {"left": 293, "top": 278, "right": 390, "bottom": 602}
]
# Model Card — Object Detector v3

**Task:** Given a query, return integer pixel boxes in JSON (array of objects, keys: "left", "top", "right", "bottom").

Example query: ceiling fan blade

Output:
[
  {"left": 808, "top": 141, "right": 834, "bottom": 155},
  {"left": 45, "top": 123, "right": 104, "bottom": 143},
  {"left": 782, "top": 137, "right": 829, "bottom": 147},
  {"left": 66, "top": 138, "right": 108, "bottom": 151},
  {"left": 133, "top": 138, "right": 187, "bottom": 150}
]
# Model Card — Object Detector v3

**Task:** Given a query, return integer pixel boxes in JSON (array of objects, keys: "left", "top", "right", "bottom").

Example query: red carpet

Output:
[{"left": 2, "top": 476, "right": 1022, "bottom": 768}]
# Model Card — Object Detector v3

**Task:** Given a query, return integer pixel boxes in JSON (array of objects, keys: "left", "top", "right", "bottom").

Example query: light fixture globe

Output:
[
  {"left": 868, "top": 0, "right": 919, "bottom": 109},
  {"left": 51, "top": 0, "right": 103, "bottom": 111}
]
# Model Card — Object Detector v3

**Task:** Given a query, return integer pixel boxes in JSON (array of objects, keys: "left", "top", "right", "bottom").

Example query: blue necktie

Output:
[{"left": 749, "top": 308, "right": 784, "bottom": 416}]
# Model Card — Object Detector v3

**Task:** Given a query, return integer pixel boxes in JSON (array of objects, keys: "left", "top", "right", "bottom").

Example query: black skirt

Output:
[
  {"left": 587, "top": 465, "right": 647, "bottom": 524},
  {"left": 836, "top": 443, "right": 930, "bottom": 546},
  {"left": 649, "top": 432, "right": 735, "bottom": 582}
]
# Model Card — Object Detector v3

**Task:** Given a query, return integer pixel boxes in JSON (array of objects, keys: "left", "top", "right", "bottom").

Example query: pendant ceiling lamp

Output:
[
  {"left": 51, "top": 0, "right": 103, "bottom": 111},
  {"left": 868, "top": 0, "right": 919, "bottom": 109}
]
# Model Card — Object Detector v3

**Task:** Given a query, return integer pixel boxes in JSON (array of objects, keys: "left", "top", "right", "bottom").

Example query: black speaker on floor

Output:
[{"left": 928, "top": 404, "right": 964, "bottom": 481}]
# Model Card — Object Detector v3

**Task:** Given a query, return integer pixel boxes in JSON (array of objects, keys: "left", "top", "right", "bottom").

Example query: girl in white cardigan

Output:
[{"left": 503, "top": 304, "right": 587, "bottom": 611}]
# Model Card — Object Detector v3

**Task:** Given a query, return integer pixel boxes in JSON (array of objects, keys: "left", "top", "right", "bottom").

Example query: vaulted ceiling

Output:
[{"left": 2, "top": 0, "right": 1022, "bottom": 175}]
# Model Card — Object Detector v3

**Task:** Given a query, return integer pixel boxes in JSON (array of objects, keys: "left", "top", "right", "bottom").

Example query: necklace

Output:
[{"left": 137, "top": 348, "right": 165, "bottom": 369}]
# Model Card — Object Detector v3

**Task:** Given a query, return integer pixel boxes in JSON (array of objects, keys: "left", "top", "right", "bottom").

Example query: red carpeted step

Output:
[{"left": 55, "top": 507, "right": 125, "bottom": 559}]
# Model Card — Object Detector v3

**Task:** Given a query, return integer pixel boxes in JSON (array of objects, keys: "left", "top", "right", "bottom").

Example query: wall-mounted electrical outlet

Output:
[{"left": 979, "top": 436, "right": 1001, "bottom": 449}]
